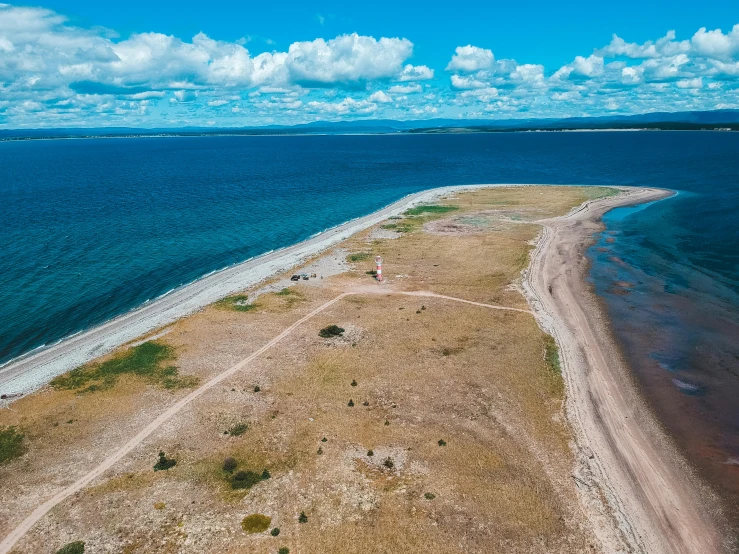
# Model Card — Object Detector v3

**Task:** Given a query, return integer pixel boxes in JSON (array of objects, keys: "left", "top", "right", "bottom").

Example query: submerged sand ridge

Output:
[{"left": 0, "top": 185, "right": 728, "bottom": 554}]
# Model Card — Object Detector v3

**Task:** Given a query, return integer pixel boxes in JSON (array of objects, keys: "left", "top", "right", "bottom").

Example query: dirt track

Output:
[{"left": 524, "top": 188, "right": 726, "bottom": 553}]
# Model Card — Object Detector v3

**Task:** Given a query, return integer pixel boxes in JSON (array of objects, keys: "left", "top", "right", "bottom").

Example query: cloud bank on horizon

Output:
[{"left": 0, "top": 3, "right": 738, "bottom": 127}]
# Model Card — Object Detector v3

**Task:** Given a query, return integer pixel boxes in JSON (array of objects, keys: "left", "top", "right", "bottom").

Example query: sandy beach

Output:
[
  {"left": 0, "top": 185, "right": 728, "bottom": 554},
  {"left": 523, "top": 187, "right": 728, "bottom": 553}
]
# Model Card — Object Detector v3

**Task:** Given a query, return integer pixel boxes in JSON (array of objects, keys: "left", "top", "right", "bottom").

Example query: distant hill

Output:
[{"left": 1, "top": 109, "right": 738, "bottom": 140}]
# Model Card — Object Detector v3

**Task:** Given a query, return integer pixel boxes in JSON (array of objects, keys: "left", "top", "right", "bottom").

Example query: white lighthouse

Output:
[{"left": 375, "top": 256, "right": 383, "bottom": 282}]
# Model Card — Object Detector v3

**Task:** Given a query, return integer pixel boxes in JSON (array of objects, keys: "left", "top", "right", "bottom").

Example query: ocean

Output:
[{"left": 1, "top": 132, "right": 737, "bottom": 516}]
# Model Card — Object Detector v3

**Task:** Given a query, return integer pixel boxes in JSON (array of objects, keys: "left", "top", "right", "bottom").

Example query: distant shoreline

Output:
[{"left": 0, "top": 126, "right": 736, "bottom": 143}]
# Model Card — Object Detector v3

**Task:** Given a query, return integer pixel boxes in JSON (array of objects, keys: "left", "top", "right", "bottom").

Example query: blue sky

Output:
[{"left": 1, "top": 1, "right": 738, "bottom": 127}]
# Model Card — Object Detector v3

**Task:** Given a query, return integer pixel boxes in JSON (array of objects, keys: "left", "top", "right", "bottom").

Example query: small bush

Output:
[
  {"left": 424, "top": 492, "right": 436, "bottom": 500},
  {"left": 254, "top": 385, "right": 261, "bottom": 393},
  {"left": 279, "top": 548, "right": 290, "bottom": 554},
  {"left": 271, "top": 527, "right": 280, "bottom": 537},
  {"left": 227, "top": 423, "right": 249, "bottom": 436},
  {"left": 367, "top": 450, "right": 374, "bottom": 457},
  {"left": 56, "top": 542, "right": 85, "bottom": 554},
  {"left": 231, "top": 471, "right": 261, "bottom": 489},
  {"left": 241, "top": 513, "right": 271, "bottom": 534},
  {"left": 261, "top": 469, "right": 271, "bottom": 480},
  {"left": 222, "top": 457, "right": 238, "bottom": 473},
  {"left": 298, "top": 511, "right": 308, "bottom": 523},
  {"left": 0, "top": 426, "right": 26, "bottom": 465},
  {"left": 317, "top": 447, "right": 323, "bottom": 455},
  {"left": 321, "top": 437, "right": 328, "bottom": 442},
  {"left": 383, "top": 457, "right": 394, "bottom": 469},
  {"left": 153, "top": 451, "right": 176, "bottom": 471},
  {"left": 347, "top": 399, "right": 354, "bottom": 407},
  {"left": 384, "top": 420, "right": 390, "bottom": 426},
  {"left": 319, "top": 325, "right": 345, "bottom": 338},
  {"left": 362, "top": 401, "right": 369, "bottom": 406},
  {"left": 438, "top": 439, "right": 447, "bottom": 447},
  {"left": 351, "top": 379, "right": 357, "bottom": 387}
]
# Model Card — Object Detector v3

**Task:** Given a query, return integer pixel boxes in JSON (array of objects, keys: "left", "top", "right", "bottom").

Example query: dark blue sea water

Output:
[{"left": 1, "top": 132, "right": 737, "bottom": 511}]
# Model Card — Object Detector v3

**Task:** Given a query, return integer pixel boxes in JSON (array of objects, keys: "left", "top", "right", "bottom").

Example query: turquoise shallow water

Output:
[{"left": 1, "top": 131, "right": 737, "bottom": 517}]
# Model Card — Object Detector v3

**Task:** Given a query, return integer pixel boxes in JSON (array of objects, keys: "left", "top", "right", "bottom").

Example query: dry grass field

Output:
[{"left": 0, "top": 186, "right": 616, "bottom": 554}]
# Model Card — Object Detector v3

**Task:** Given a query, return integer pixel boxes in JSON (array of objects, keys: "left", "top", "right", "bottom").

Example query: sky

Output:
[{"left": 1, "top": 1, "right": 738, "bottom": 128}]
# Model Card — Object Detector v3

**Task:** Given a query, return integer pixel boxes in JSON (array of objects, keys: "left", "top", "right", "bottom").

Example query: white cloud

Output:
[
  {"left": 368, "top": 90, "right": 392, "bottom": 103},
  {"left": 450, "top": 74, "right": 488, "bottom": 89},
  {"left": 676, "top": 77, "right": 702, "bottom": 89},
  {"left": 388, "top": 83, "right": 421, "bottom": 93},
  {"left": 446, "top": 45, "right": 494, "bottom": 72},
  {"left": 691, "top": 24, "right": 739, "bottom": 60},
  {"left": 398, "top": 63, "right": 433, "bottom": 81}
]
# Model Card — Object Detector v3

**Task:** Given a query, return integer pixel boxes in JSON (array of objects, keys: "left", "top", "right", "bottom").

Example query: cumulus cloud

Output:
[
  {"left": 446, "top": 45, "right": 494, "bottom": 72},
  {"left": 388, "top": 83, "right": 421, "bottom": 93},
  {"left": 398, "top": 63, "right": 434, "bottom": 81},
  {"left": 368, "top": 90, "right": 392, "bottom": 103}
]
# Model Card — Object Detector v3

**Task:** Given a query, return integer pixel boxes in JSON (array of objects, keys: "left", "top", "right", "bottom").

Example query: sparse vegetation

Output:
[
  {"left": 153, "top": 502, "right": 166, "bottom": 510},
  {"left": 222, "top": 457, "right": 237, "bottom": 473},
  {"left": 271, "top": 527, "right": 280, "bottom": 537},
  {"left": 321, "top": 437, "right": 328, "bottom": 442},
  {"left": 404, "top": 204, "right": 459, "bottom": 216},
  {"left": 438, "top": 439, "right": 447, "bottom": 446},
  {"left": 254, "top": 385, "right": 261, "bottom": 392},
  {"left": 56, "top": 542, "right": 85, "bottom": 554},
  {"left": 347, "top": 399, "right": 354, "bottom": 407},
  {"left": 153, "top": 451, "right": 176, "bottom": 471},
  {"left": 0, "top": 426, "right": 26, "bottom": 464},
  {"left": 227, "top": 422, "right": 249, "bottom": 436},
  {"left": 347, "top": 252, "right": 370, "bottom": 262},
  {"left": 50, "top": 341, "right": 197, "bottom": 393},
  {"left": 351, "top": 379, "right": 357, "bottom": 386},
  {"left": 241, "top": 514, "right": 271, "bottom": 533},
  {"left": 367, "top": 450, "right": 374, "bottom": 457},
  {"left": 317, "top": 447, "right": 323, "bottom": 455},
  {"left": 319, "top": 325, "right": 345, "bottom": 338},
  {"left": 544, "top": 335, "right": 561, "bottom": 374},
  {"left": 298, "top": 511, "right": 308, "bottom": 523},
  {"left": 279, "top": 548, "right": 290, "bottom": 554},
  {"left": 424, "top": 492, "right": 436, "bottom": 500},
  {"left": 383, "top": 457, "right": 394, "bottom": 469},
  {"left": 216, "top": 294, "right": 257, "bottom": 312}
]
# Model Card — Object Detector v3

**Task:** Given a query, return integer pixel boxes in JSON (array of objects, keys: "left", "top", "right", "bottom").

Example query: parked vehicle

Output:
[{"left": 290, "top": 275, "right": 300, "bottom": 281}]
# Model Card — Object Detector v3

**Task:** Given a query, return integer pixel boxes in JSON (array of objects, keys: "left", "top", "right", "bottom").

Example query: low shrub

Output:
[
  {"left": 367, "top": 450, "right": 374, "bottom": 457},
  {"left": 153, "top": 451, "right": 176, "bottom": 471},
  {"left": 298, "top": 511, "right": 308, "bottom": 523},
  {"left": 347, "top": 399, "right": 354, "bottom": 407},
  {"left": 231, "top": 468, "right": 270, "bottom": 489},
  {"left": 271, "top": 527, "right": 280, "bottom": 537},
  {"left": 56, "top": 542, "right": 85, "bottom": 554},
  {"left": 438, "top": 439, "right": 447, "bottom": 447},
  {"left": 241, "top": 513, "right": 271, "bottom": 533},
  {"left": 0, "top": 426, "right": 26, "bottom": 465},
  {"left": 227, "top": 423, "right": 249, "bottom": 436},
  {"left": 321, "top": 437, "right": 328, "bottom": 442},
  {"left": 222, "top": 457, "right": 237, "bottom": 473},
  {"left": 383, "top": 457, "right": 394, "bottom": 469},
  {"left": 317, "top": 447, "right": 323, "bottom": 455},
  {"left": 424, "top": 492, "right": 436, "bottom": 500},
  {"left": 351, "top": 379, "right": 357, "bottom": 387},
  {"left": 319, "top": 325, "right": 344, "bottom": 338},
  {"left": 279, "top": 548, "right": 290, "bottom": 554},
  {"left": 154, "top": 502, "right": 166, "bottom": 510},
  {"left": 254, "top": 385, "right": 261, "bottom": 393}
]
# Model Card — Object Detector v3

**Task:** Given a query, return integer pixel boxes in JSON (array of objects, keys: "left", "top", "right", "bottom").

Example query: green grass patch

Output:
[
  {"left": 582, "top": 186, "right": 619, "bottom": 199},
  {"left": 215, "top": 294, "right": 257, "bottom": 312},
  {"left": 404, "top": 204, "right": 459, "bottom": 216},
  {"left": 347, "top": 252, "right": 370, "bottom": 262},
  {"left": 241, "top": 514, "right": 272, "bottom": 533},
  {"left": 0, "top": 426, "right": 26, "bottom": 465},
  {"left": 544, "top": 335, "right": 561, "bottom": 374},
  {"left": 50, "top": 341, "right": 197, "bottom": 393},
  {"left": 381, "top": 222, "right": 416, "bottom": 233}
]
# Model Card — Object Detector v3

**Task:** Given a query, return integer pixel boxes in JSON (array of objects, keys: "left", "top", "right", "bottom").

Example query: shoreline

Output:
[
  {"left": 0, "top": 183, "right": 524, "bottom": 399},
  {"left": 522, "top": 187, "right": 727, "bottom": 553},
  {"left": 0, "top": 184, "right": 728, "bottom": 552}
]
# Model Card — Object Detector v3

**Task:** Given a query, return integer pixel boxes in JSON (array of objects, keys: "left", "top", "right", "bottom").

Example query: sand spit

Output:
[
  {"left": 0, "top": 184, "right": 506, "bottom": 399},
  {"left": 522, "top": 188, "right": 728, "bottom": 553}
]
